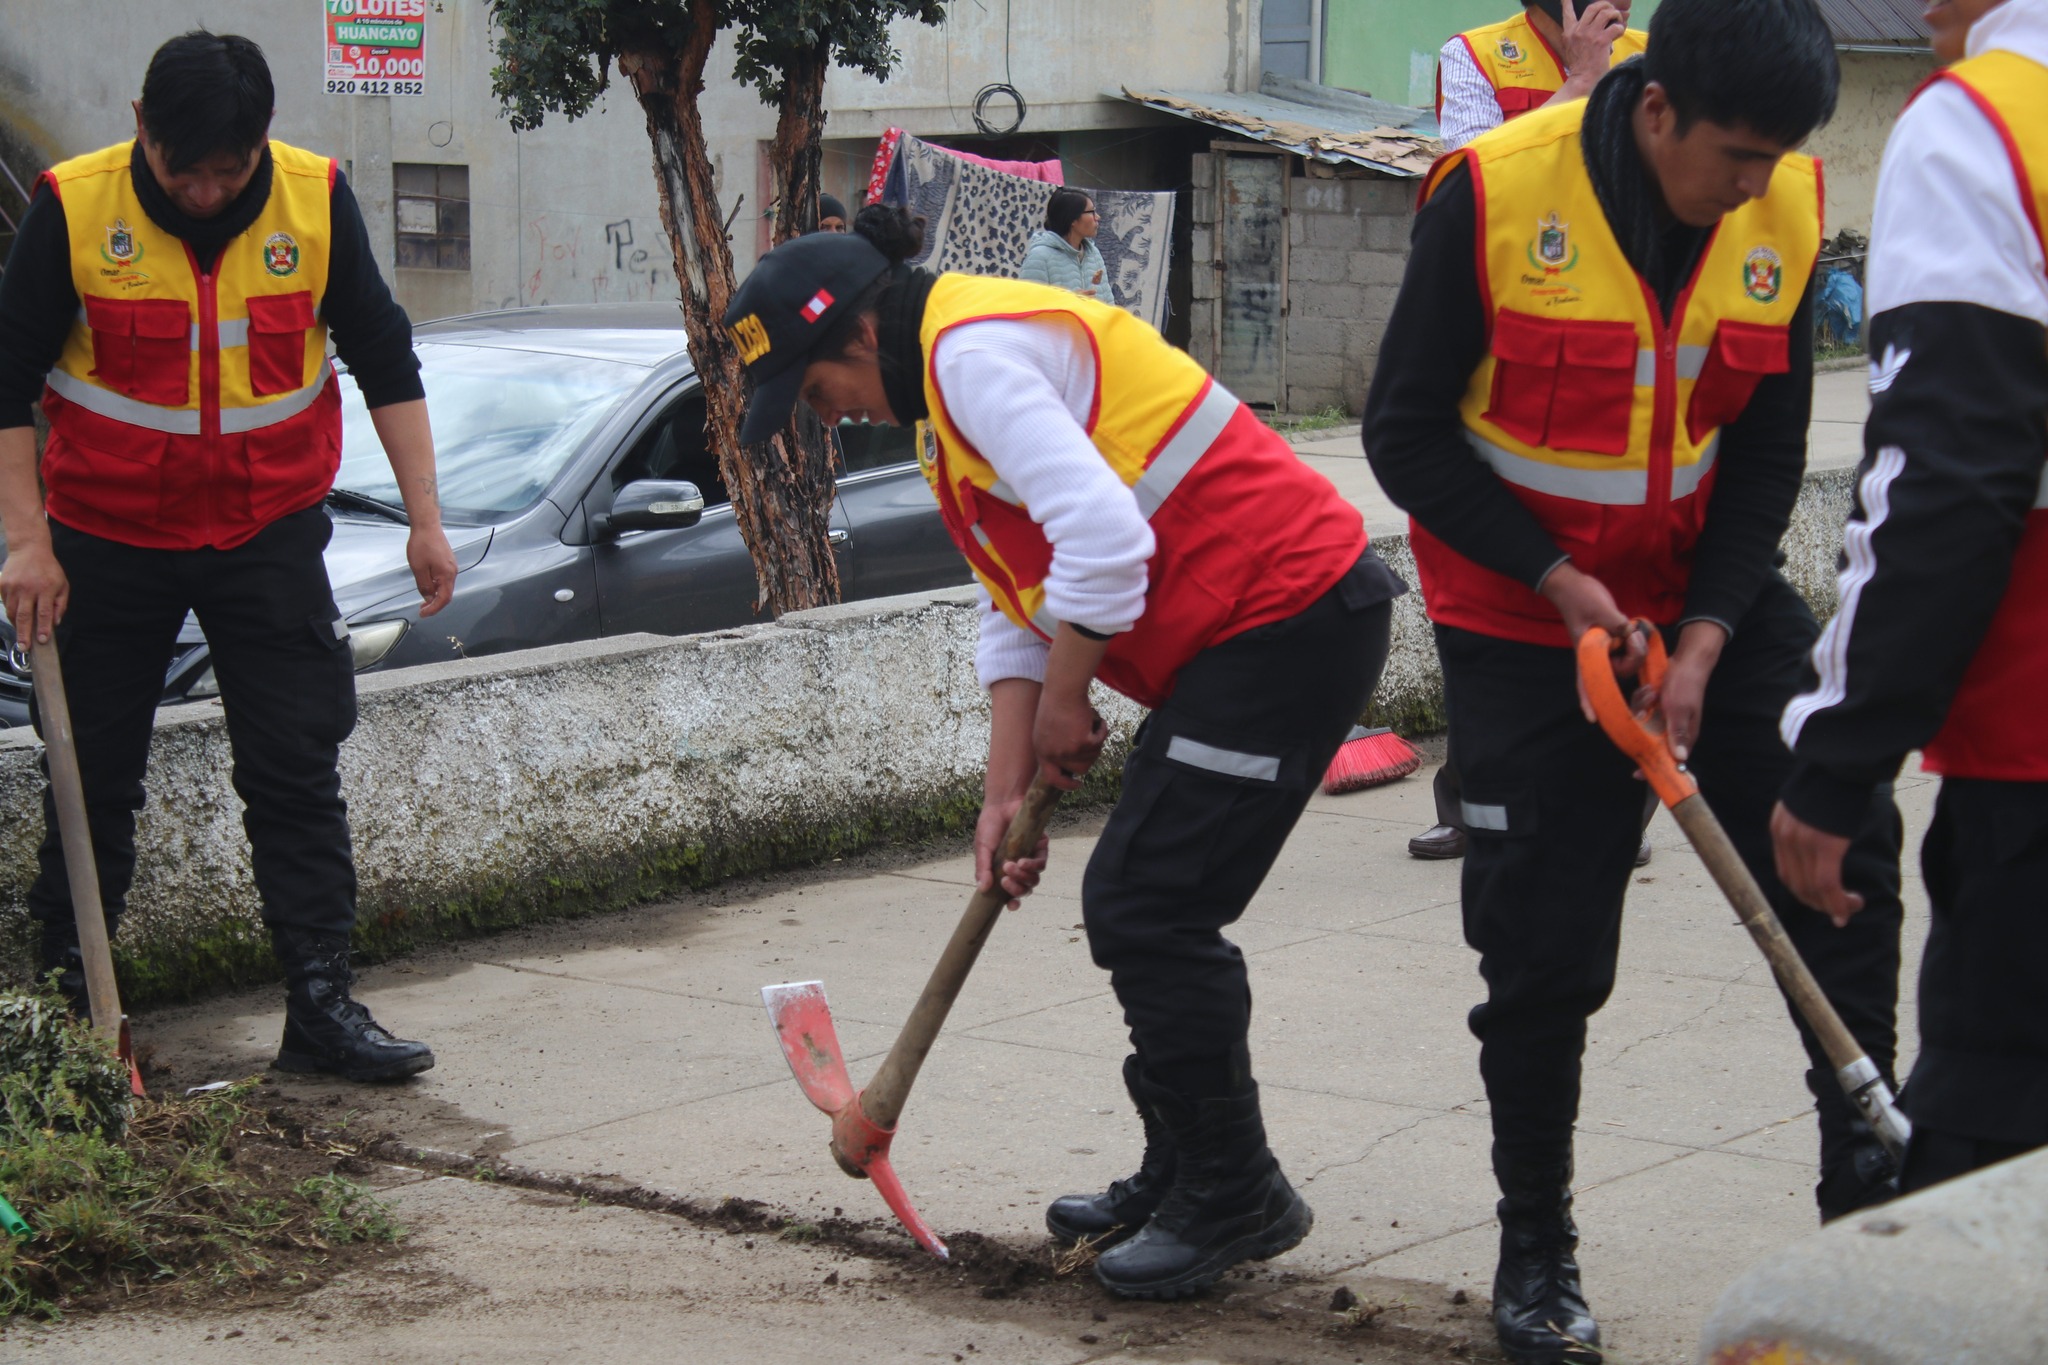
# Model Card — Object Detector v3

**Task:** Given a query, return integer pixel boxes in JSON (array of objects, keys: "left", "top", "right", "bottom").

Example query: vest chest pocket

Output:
[
  {"left": 1484, "top": 310, "right": 1637, "bottom": 457},
  {"left": 246, "top": 292, "right": 317, "bottom": 396},
  {"left": 1686, "top": 322, "right": 1789, "bottom": 445},
  {"left": 84, "top": 297, "right": 190, "bottom": 406}
]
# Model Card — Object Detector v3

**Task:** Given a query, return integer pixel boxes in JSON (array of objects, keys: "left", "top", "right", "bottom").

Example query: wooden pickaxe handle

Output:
[
  {"left": 860, "top": 775, "right": 1063, "bottom": 1131},
  {"left": 28, "top": 636, "right": 127, "bottom": 1044}
]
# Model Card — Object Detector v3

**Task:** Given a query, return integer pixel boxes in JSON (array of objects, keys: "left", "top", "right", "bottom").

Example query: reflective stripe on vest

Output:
[
  {"left": 976, "top": 379, "right": 1239, "bottom": 520},
  {"left": 1465, "top": 430, "right": 1720, "bottom": 505},
  {"left": 46, "top": 362, "right": 330, "bottom": 436}
]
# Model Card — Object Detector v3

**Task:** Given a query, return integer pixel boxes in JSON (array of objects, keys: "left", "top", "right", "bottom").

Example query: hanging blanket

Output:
[{"left": 872, "top": 131, "right": 1175, "bottom": 331}]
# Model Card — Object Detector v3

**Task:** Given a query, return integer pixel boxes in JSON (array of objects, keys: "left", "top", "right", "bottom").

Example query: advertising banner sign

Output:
[{"left": 324, "top": 0, "right": 428, "bottom": 97}]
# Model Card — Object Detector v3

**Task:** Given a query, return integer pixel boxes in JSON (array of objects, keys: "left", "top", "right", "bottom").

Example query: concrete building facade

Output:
[{"left": 0, "top": 1, "right": 1254, "bottom": 324}]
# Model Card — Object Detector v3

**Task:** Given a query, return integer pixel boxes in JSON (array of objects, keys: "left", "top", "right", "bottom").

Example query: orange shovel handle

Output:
[{"left": 1576, "top": 621, "right": 1698, "bottom": 810}]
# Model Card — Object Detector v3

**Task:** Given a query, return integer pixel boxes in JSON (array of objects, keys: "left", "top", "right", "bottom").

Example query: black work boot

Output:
[
  {"left": 272, "top": 932, "right": 435, "bottom": 1082},
  {"left": 38, "top": 928, "right": 92, "bottom": 1020},
  {"left": 1491, "top": 1161, "right": 1599, "bottom": 1364},
  {"left": 1047, "top": 1055, "right": 1177, "bottom": 1245},
  {"left": 1810, "top": 1069, "right": 1901, "bottom": 1222},
  {"left": 1093, "top": 1081, "right": 1312, "bottom": 1300}
]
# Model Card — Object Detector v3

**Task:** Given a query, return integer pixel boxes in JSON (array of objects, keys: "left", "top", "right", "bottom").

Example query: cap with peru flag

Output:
[{"left": 723, "top": 231, "right": 891, "bottom": 444}]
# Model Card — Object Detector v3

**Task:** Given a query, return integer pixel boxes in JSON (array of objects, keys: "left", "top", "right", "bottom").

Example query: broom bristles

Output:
[{"left": 1322, "top": 726, "right": 1422, "bottom": 794}]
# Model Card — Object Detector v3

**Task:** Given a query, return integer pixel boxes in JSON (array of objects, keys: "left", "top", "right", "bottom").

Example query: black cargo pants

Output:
[
  {"left": 28, "top": 506, "right": 360, "bottom": 954},
  {"left": 1897, "top": 778, "right": 2048, "bottom": 1192},
  {"left": 1082, "top": 552, "right": 1398, "bottom": 1101},
  {"left": 1439, "top": 574, "right": 1903, "bottom": 1196}
]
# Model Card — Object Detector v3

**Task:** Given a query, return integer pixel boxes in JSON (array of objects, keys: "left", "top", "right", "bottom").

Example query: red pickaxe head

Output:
[{"left": 760, "top": 980, "right": 948, "bottom": 1259}]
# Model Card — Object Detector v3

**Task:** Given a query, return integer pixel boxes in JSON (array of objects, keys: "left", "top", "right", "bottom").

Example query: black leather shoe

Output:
[
  {"left": 1408, "top": 824, "right": 1468, "bottom": 859},
  {"left": 1048, "top": 1055, "right": 1176, "bottom": 1245},
  {"left": 1634, "top": 837, "right": 1653, "bottom": 868},
  {"left": 272, "top": 933, "right": 435, "bottom": 1082},
  {"left": 1093, "top": 1082, "right": 1312, "bottom": 1300},
  {"left": 1492, "top": 1162, "right": 1600, "bottom": 1364},
  {"left": 1811, "top": 1072, "right": 1901, "bottom": 1221}
]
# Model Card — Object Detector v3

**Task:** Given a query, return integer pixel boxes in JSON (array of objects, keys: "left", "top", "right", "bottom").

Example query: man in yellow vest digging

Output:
[
  {"left": 1369, "top": 0, "right": 1905, "bottom": 1359},
  {"left": 1775, "top": 0, "right": 2048, "bottom": 1195},
  {"left": 0, "top": 32, "right": 455, "bottom": 1081},
  {"left": 1437, "top": 0, "right": 1649, "bottom": 150}
]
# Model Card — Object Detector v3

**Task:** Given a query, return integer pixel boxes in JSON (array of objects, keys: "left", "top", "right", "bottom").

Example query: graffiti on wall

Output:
[{"left": 521, "top": 212, "right": 671, "bottom": 305}]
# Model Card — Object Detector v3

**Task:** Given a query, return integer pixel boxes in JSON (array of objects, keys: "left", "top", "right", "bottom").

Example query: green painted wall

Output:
[{"left": 1323, "top": 0, "right": 1663, "bottom": 109}]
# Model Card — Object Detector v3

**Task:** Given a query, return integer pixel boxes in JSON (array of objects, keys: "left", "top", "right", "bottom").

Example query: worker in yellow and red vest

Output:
[
  {"left": 1776, "top": 0, "right": 2048, "bottom": 1196},
  {"left": 1437, "top": 0, "right": 1649, "bottom": 150},
  {"left": 723, "top": 204, "right": 1406, "bottom": 1298},
  {"left": 0, "top": 33, "right": 455, "bottom": 1081},
  {"left": 1368, "top": 1, "right": 1904, "bottom": 1359}
]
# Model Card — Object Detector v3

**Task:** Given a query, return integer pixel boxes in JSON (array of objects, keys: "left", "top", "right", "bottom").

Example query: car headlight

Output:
[
  {"left": 348, "top": 620, "right": 409, "bottom": 671},
  {"left": 186, "top": 667, "right": 221, "bottom": 699}
]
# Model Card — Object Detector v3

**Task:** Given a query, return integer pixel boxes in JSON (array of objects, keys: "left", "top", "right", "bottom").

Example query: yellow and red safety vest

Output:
[
  {"left": 1415, "top": 99, "right": 1820, "bottom": 645},
  {"left": 38, "top": 139, "right": 342, "bottom": 550},
  {"left": 1918, "top": 50, "right": 2048, "bottom": 780},
  {"left": 1439, "top": 11, "right": 1648, "bottom": 124},
  {"left": 918, "top": 274, "right": 1367, "bottom": 707}
]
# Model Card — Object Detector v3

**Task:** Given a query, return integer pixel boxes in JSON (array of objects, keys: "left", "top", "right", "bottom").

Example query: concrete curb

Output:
[
  {"left": 1699, "top": 1147, "right": 2048, "bottom": 1364},
  {"left": 0, "top": 467, "right": 1859, "bottom": 1004}
]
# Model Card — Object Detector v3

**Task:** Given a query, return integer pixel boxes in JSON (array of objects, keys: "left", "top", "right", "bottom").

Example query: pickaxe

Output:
[
  {"left": 29, "top": 635, "right": 146, "bottom": 1097},
  {"left": 763, "top": 776, "right": 1063, "bottom": 1259},
  {"left": 1579, "top": 622, "right": 1909, "bottom": 1160}
]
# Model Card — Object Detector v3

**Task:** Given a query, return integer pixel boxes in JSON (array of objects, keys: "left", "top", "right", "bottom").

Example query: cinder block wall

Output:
[{"left": 1189, "top": 152, "right": 1419, "bottom": 417}]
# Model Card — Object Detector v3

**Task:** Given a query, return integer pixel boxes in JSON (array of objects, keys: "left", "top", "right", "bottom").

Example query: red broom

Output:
[{"left": 1322, "top": 725, "right": 1422, "bottom": 794}]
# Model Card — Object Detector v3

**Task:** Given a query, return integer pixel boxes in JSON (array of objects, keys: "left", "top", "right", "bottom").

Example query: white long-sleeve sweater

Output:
[{"left": 929, "top": 314, "right": 1157, "bottom": 688}]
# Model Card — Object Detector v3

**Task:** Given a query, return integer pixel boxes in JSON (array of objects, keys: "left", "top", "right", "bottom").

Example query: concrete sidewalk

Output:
[
  {"left": 1295, "top": 367, "right": 1873, "bottom": 537},
  {"left": 85, "top": 748, "right": 1932, "bottom": 1365}
]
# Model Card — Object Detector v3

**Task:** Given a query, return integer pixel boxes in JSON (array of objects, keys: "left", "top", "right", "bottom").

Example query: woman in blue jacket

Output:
[{"left": 1018, "top": 188, "right": 1114, "bottom": 304}]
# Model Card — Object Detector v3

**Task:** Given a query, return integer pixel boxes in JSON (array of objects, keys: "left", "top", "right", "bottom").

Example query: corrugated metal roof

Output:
[
  {"left": 1817, "top": 0, "right": 1931, "bottom": 46},
  {"left": 1117, "top": 80, "right": 1441, "bottom": 178}
]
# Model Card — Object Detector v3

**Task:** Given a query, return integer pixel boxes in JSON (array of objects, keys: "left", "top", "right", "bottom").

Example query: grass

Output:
[
  {"left": 1269, "top": 405, "right": 1351, "bottom": 438},
  {"left": 0, "top": 987, "right": 402, "bottom": 1321}
]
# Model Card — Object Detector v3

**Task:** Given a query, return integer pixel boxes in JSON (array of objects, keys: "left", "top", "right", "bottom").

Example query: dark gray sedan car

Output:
[{"left": 0, "top": 304, "right": 968, "bottom": 726}]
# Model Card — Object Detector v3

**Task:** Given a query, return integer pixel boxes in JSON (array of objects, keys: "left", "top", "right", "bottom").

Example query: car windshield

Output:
[{"left": 334, "top": 341, "right": 646, "bottom": 525}]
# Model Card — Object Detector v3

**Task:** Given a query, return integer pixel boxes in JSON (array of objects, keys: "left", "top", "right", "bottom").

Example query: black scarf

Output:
[
  {"left": 1581, "top": 59, "right": 1711, "bottom": 318},
  {"left": 876, "top": 266, "right": 936, "bottom": 426},
  {"left": 130, "top": 141, "right": 275, "bottom": 271}
]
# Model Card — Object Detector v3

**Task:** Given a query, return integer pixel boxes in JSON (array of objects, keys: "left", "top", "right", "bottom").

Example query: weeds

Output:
[
  {"left": 0, "top": 986, "right": 402, "bottom": 1321},
  {"left": 1270, "top": 405, "right": 1350, "bottom": 438}
]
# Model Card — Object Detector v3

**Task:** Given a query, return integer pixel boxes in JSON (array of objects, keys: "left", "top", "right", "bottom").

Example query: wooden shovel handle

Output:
[
  {"left": 1669, "top": 794, "right": 1869, "bottom": 1074},
  {"left": 861, "top": 776, "right": 1063, "bottom": 1130},
  {"left": 28, "top": 638, "right": 126, "bottom": 1042}
]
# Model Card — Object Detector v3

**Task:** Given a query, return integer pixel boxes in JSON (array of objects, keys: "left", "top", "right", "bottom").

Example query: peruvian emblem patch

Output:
[
  {"left": 263, "top": 232, "right": 301, "bottom": 278},
  {"left": 1743, "top": 246, "right": 1783, "bottom": 304},
  {"left": 1498, "top": 38, "right": 1525, "bottom": 63},
  {"left": 101, "top": 218, "right": 141, "bottom": 266}
]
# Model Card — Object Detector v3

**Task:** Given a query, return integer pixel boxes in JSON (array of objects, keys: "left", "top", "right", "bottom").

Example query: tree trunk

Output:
[
  {"left": 618, "top": 8, "right": 840, "bottom": 620},
  {"left": 762, "top": 41, "right": 843, "bottom": 612}
]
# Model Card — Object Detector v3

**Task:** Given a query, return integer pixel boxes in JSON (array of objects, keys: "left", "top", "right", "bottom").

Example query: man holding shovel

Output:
[
  {"left": 1365, "top": 1, "right": 1903, "bottom": 1358},
  {"left": 0, "top": 31, "right": 452, "bottom": 1080},
  {"left": 1775, "top": 0, "right": 2048, "bottom": 1193}
]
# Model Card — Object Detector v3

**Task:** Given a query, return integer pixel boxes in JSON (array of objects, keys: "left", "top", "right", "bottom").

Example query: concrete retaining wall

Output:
[{"left": 0, "top": 466, "right": 1859, "bottom": 1003}]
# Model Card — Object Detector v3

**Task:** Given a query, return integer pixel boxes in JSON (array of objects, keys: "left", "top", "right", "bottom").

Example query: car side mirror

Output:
[{"left": 601, "top": 479, "right": 705, "bottom": 536}]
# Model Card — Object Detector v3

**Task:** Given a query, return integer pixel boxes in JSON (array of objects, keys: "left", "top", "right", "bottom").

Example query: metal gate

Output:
[{"left": 1213, "top": 146, "right": 1288, "bottom": 410}]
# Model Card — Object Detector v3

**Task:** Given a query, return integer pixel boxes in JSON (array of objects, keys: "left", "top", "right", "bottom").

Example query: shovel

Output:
[
  {"left": 762, "top": 776, "right": 1063, "bottom": 1259},
  {"left": 29, "top": 636, "right": 146, "bottom": 1098},
  {"left": 1578, "top": 622, "right": 1908, "bottom": 1159}
]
